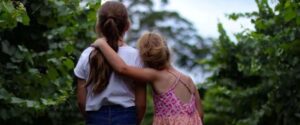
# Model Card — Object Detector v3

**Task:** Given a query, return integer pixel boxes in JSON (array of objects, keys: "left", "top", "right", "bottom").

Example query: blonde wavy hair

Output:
[{"left": 137, "top": 32, "right": 170, "bottom": 70}]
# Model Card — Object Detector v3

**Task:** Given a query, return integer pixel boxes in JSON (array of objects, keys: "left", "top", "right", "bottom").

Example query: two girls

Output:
[
  {"left": 74, "top": 1, "right": 204, "bottom": 125},
  {"left": 93, "top": 32, "right": 204, "bottom": 125}
]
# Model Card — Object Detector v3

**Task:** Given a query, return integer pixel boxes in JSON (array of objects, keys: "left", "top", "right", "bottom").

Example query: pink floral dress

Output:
[{"left": 152, "top": 72, "right": 203, "bottom": 125}]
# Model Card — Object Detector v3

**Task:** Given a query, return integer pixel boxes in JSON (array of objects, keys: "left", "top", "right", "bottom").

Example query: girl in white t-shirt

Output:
[{"left": 74, "top": 1, "right": 146, "bottom": 125}]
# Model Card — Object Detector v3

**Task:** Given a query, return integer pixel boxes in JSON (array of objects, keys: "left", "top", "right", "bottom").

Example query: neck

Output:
[
  {"left": 118, "top": 38, "right": 126, "bottom": 46},
  {"left": 101, "top": 37, "right": 126, "bottom": 46},
  {"left": 160, "top": 64, "right": 172, "bottom": 71}
]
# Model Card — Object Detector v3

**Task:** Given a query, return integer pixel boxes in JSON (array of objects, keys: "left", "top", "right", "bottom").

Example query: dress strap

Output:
[
  {"left": 181, "top": 80, "right": 194, "bottom": 94},
  {"left": 167, "top": 70, "right": 195, "bottom": 94},
  {"left": 166, "top": 70, "right": 181, "bottom": 91}
]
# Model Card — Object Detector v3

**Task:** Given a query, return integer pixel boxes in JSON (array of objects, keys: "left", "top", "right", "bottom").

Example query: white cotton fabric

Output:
[{"left": 74, "top": 45, "right": 143, "bottom": 111}]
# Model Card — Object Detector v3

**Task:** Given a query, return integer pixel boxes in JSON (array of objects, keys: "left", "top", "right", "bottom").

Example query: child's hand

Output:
[{"left": 92, "top": 38, "right": 106, "bottom": 48}]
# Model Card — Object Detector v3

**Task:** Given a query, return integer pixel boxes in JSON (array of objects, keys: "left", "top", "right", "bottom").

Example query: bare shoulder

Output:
[
  {"left": 179, "top": 73, "right": 197, "bottom": 92},
  {"left": 179, "top": 73, "right": 194, "bottom": 84},
  {"left": 152, "top": 69, "right": 165, "bottom": 82}
]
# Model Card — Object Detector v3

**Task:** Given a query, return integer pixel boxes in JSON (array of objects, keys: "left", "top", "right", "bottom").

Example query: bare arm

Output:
[
  {"left": 92, "top": 39, "right": 158, "bottom": 82},
  {"left": 135, "top": 82, "right": 147, "bottom": 125},
  {"left": 76, "top": 78, "right": 87, "bottom": 118},
  {"left": 195, "top": 86, "right": 204, "bottom": 121}
]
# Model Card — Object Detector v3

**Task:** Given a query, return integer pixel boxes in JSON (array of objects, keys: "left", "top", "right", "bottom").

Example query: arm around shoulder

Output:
[{"left": 92, "top": 39, "right": 159, "bottom": 82}]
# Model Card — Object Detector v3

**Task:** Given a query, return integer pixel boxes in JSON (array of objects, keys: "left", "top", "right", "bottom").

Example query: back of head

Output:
[
  {"left": 137, "top": 32, "right": 170, "bottom": 70},
  {"left": 87, "top": 1, "right": 129, "bottom": 93}
]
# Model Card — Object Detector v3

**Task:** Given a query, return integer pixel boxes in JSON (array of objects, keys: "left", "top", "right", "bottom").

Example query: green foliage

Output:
[
  {"left": 143, "top": 86, "right": 154, "bottom": 125},
  {"left": 202, "top": 0, "right": 300, "bottom": 125},
  {"left": 0, "top": 0, "right": 101, "bottom": 124},
  {"left": 0, "top": 0, "right": 30, "bottom": 29}
]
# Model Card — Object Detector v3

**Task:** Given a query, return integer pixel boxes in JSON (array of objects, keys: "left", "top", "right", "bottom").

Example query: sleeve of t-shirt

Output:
[{"left": 74, "top": 48, "right": 90, "bottom": 80}]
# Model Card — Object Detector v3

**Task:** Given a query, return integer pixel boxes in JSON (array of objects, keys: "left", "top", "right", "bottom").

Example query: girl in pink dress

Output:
[{"left": 92, "top": 32, "right": 204, "bottom": 125}]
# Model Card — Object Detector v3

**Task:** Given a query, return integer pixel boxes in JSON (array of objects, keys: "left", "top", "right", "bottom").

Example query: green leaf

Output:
[
  {"left": 47, "top": 68, "right": 58, "bottom": 80},
  {"left": 63, "top": 58, "right": 74, "bottom": 70},
  {"left": 21, "top": 13, "right": 30, "bottom": 25},
  {"left": 29, "top": 68, "right": 39, "bottom": 75},
  {"left": 64, "top": 43, "right": 74, "bottom": 54},
  {"left": 25, "top": 100, "right": 38, "bottom": 108},
  {"left": 2, "top": 1, "right": 14, "bottom": 13},
  {"left": 11, "top": 97, "right": 24, "bottom": 104},
  {"left": 284, "top": 8, "right": 296, "bottom": 22},
  {"left": 0, "top": 88, "right": 10, "bottom": 100},
  {"left": 296, "top": 17, "right": 300, "bottom": 25},
  {"left": 1, "top": 41, "right": 15, "bottom": 55},
  {"left": 256, "top": 20, "right": 267, "bottom": 30}
]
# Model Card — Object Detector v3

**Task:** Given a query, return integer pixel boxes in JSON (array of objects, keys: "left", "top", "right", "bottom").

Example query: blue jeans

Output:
[{"left": 86, "top": 105, "right": 137, "bottom": 125}]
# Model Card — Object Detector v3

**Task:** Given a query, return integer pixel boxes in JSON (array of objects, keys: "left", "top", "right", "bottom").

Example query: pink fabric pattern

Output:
[{"left": 152, "top": 73, "right": 203, "bottom": 125}]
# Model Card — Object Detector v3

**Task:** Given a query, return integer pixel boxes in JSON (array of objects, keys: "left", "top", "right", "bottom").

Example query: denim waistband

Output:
[
  {"left": 87, "top": 105, "right": 136, "bottom": 113},
  {"left": 86, "top": 105, "right": 137, "bottom": 125}
]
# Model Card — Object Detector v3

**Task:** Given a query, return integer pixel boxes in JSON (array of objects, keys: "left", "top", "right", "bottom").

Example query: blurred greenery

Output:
[
  {"left": 199, "top": 0, "right": 300, "bottom": 125},
  {"left": 0, "top": 0, "right": 100, "bottom": 124},
  {"left": 1, "top": 0, "right": 299, "bottom": 125}
]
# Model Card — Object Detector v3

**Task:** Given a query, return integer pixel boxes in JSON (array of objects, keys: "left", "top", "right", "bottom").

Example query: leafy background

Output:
[{"left": 0, "top": 0, "right": 299, "bottom": 125}]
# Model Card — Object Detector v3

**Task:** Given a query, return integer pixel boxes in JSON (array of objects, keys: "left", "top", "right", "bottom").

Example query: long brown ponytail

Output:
[{"left": 87, "top": 1, "right": 129, "bottom": 93}]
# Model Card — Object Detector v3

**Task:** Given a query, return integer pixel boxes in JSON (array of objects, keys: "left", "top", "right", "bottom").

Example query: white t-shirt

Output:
[{"left": 74, "top": 46, "right": 143, "bottom": 111}]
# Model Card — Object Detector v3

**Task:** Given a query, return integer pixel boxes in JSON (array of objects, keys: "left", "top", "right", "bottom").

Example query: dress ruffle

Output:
[{"left": 152, "top": 112, "right": 202, "bottom": 125}]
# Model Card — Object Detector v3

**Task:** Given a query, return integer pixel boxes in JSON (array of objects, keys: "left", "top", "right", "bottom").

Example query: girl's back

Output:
[{"left": 152, "top": 69, "right": 203, "bottom": 125}]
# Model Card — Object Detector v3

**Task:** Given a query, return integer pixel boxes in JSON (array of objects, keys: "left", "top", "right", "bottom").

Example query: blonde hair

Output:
[{"left": 137, "top": 32, "right": 170, "bottom": 70}]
